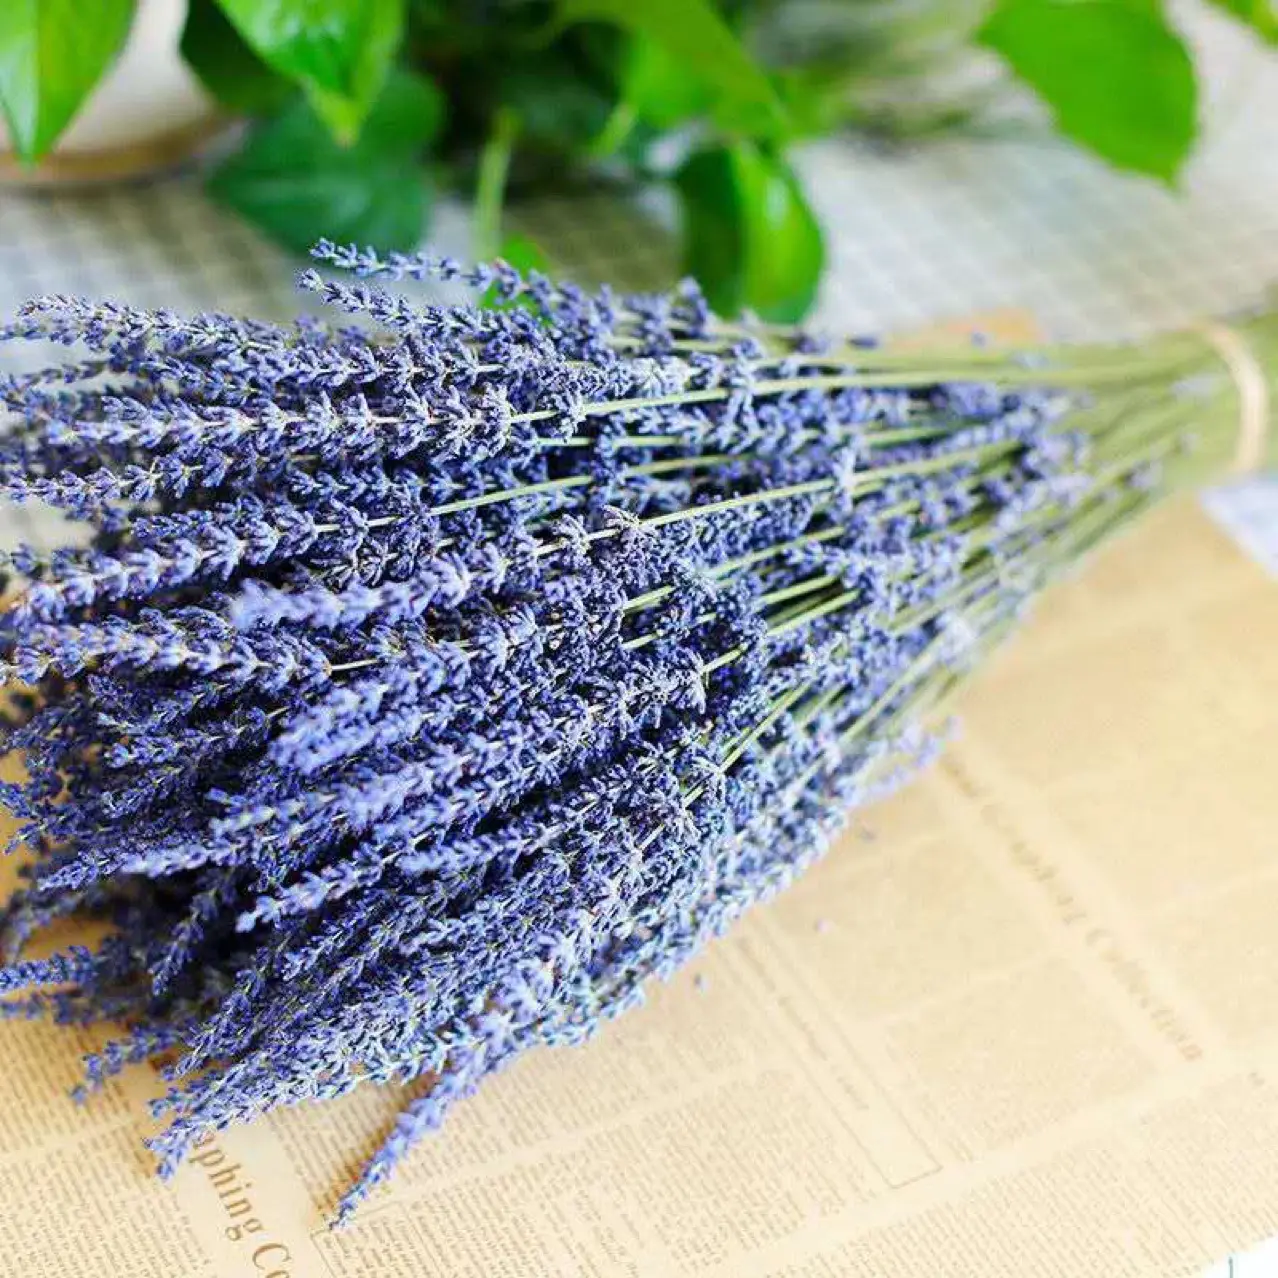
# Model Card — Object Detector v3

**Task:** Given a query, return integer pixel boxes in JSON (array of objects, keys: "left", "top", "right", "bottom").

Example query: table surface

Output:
[{"left": 0, "top": 4, "right": 1275, "bottom": 1273}]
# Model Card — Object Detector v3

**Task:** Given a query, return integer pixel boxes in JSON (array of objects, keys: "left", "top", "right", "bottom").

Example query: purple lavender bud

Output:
[{"left": 0, "top": 241, "right": 1206, "bottom": 1222}]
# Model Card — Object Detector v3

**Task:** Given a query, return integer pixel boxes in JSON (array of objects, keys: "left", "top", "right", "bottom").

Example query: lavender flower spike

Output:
[{"left": 1, "top": 244, "right": 1274, "bottom": 1221}]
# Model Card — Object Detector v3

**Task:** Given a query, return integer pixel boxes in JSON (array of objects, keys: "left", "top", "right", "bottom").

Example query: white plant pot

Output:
[{"left": 0, "top": 0, "right": 223, "bottom": 186}]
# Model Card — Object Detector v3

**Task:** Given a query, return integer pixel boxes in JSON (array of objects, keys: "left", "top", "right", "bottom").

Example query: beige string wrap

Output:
[{"left": 1193, "top": 320, "right": 1271, "bottom": 475}]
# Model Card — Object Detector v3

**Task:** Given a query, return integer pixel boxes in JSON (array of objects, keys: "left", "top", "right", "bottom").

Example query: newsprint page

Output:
[{"left": 3, "top": 494, "right": 1278, "bottom": 1276}]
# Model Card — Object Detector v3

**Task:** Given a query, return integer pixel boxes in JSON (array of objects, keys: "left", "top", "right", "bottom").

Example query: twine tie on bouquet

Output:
[{"left": 1195, "top": 320, "right": 1271, "bottom": 475}]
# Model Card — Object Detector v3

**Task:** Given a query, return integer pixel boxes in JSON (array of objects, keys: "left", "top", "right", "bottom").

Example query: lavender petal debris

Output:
[{"left": 0, "top": 244, "right": 1273, "bottom": 1220}]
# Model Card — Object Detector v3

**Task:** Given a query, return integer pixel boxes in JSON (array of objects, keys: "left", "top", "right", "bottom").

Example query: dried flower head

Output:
[{"left": 0, "top": 243, "right": 1273, "bottom": 1220}]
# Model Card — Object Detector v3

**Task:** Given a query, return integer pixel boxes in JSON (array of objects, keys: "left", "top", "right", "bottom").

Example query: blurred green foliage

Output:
[{"left": 1, "top": 0, "right": 1274, "bottom": 319}]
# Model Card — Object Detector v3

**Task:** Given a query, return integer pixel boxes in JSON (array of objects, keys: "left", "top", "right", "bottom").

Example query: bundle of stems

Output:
[{"left": 0, "top": 244, "right": 1272, "bottom": 1219}]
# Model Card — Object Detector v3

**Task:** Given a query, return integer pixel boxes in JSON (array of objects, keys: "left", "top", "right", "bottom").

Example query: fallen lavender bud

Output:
[{"left": 0, "top": 243, "right": 1273, "bottom": 1221}]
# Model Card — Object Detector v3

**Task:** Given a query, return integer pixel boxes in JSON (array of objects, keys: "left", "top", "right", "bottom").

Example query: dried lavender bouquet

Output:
[{"left": 0, "top": 244, "right": 1273, "bottom": 1220}]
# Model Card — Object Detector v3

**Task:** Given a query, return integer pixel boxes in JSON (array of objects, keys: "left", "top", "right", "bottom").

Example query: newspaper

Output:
[{"left": 3, "top": 328, "right": 1278, "bottom": 1277}]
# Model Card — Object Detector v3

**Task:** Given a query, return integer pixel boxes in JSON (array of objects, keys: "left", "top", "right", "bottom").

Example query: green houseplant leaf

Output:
[
  {"left": 499, "top": 56, "right": 616, "bottom": 154},
  {"left": 675, "top": 141, "right": 824, "bottom": 322},
  {"left": 1204, "top": 0, "right": 1278, "bottom": 44},
  {"left": 978, "top": 0, "right": 1198, "bottom": 183},
  {"left": 181, "top": 0, "right": 294, "bottom": 117},
  {"left": 619, "top": 34, "right": 711, "bottom": 131},
  {"left": 482, "top": 233, "right": 551, "bottom": 311},
  {"left": 0, "top": 0, "right": 135, "bottom": 163},
  {"left": 208, "top": 68, "right": 443, "bottom": 255},
  {"left": 555, "top": 0, "right": 786, "bottom": 136},
  {"left": 213, "top": 0, "right": 406, "bottom": 142}
]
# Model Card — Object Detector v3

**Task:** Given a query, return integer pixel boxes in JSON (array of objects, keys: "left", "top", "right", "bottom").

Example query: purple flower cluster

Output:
[{"left": 0, "top": 244, "right": 1160, "bottom": 1219}]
